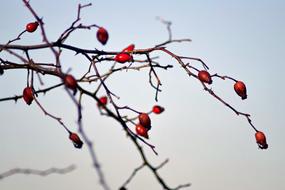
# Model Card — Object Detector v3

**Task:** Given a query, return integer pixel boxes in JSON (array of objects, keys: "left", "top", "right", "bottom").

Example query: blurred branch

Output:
[{"left": 0, "top": 165, "right": 76, "bottom": 180}]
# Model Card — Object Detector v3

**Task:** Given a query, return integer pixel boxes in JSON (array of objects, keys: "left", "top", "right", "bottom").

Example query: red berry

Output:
[
  {"left": 152, "top": 105, "right": 165, "bottom": 114},
  {"left": 135, "top": 124, "right": 149, "bottom": 139},
  {"left": 198, "top": 70, "right": 212, "bottom": 84},
  {"left": 26, "top": 22, "right": 39, "bottom": 33},
  {"left": 69, "top": 132, "right": 83, "bottom": 149},
  {"left": 23, "top": 87, "right": 34, "bottom": 105},
  {"left": 138, "top": 113, "right": 151, "bottom": 130},
  {"left": 114, "top": 53, "right": 132, "bottom": 63},
  {"left": 122, "top": 44, "right": 135, "bottom": 53},
  {"left": 98, "top": 96, "right": 108, "bottom": 107},
  {"left": 64, "top": 74, "right": 77, "bottom": 90},
  {"left": 96, "top": 27, "right": 109, "bottom": 45},
  {"left": 255, "top": 131, "right": 268, "bottom": 149},
  {"left": 234, "top": 81, "right": 247, "bottom": 100}
]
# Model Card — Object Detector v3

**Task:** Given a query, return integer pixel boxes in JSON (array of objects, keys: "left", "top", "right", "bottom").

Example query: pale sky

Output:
[{"left": 0, "top": 1, "right": 284, "bottom": 190}]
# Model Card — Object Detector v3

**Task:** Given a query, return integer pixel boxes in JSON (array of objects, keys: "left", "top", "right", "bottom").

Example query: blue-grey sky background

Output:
[{"left": 0, "top": 0, "right": 284, "bottom": 190}]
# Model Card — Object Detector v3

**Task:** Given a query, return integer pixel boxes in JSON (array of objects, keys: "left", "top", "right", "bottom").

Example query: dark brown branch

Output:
[
  {"left": 59, "top": 3, "right": 96, "bottom": 42},
  {"left": 33, "top": 97, "right": 71, "bottom": 133},
  {"left": 0, "top": 30, "right": 26, "bottom": 52},
  {"left": 211, "top": 73, "right": 237, "bottom": 82},
  {"left": 201, "top": 83, "right": 258, "bottom": 132},
  {"left": 145, "top": 54, "right": 162, "bottom": 101},
  {"left": 0, "top": 83, "right": 63, "bottom": 102},
  {"left": 180, "top": 56, "right": 209, "bottom": 70}
]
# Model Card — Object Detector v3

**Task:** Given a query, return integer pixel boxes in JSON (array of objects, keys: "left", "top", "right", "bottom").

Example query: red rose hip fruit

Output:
[
  {"left": 23, "top": 87, "right": 34, "bottom": 105},
  {"left": 255, "top": 131, "right": 268, "bottom": 149},
  {"left": 96, "top": 27, "right": 109, "bottom": 45},
  {"left": 234, "top": 81, "right": 247, "bottom": 100},
  {"left": 152, "top": 105, "right": 165, "bottom": 114},
  {"left": 64, "top": 74, "right": 77, "bottom": 90},
  {"left": 114, "top": 53, "right": 132, "bottom": 63},
  {"left": 122, "top": 44, "right": 135, "bottom": 53},
  {"left": 69, "top": 132, "right": 83, "bottom": 149},
  {"left": 198, "top": 70, "right": 212, "bottom": 84},
  {"left": 135, "top": 124, "right": 149, "bottom": 139},
  {"left": 98, "top": 96, "right": 108, "bottom": 107},
  {"left": 26, "top": 22, "right": 39, "bottom": 33},
  {"left": 138, "top": 113, "right": 151, "bottom": 130}
]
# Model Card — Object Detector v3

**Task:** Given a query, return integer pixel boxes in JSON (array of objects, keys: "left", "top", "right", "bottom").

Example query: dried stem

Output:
[{"left": 33, "top": 97, "right": 71, "bottom": 133}]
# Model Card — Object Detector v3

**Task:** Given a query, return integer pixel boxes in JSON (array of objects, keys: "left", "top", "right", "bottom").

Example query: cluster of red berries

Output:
[
  {"left": 115, "top": 44, "right": 135, "bottom": 63},
  {"left": 135, "top": 105, "right": 165, "bottom": 139},
  {"left": 136, "top": 113, "right": 151, "bottom": 139}
]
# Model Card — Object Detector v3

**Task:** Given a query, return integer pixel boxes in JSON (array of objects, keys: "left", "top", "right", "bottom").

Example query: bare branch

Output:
[
  {"left": 0, "top": 165, "right": 76, "bottom": 180},
  {"left": 0, "top": 1, "right": 266, "bottom": 190}
]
